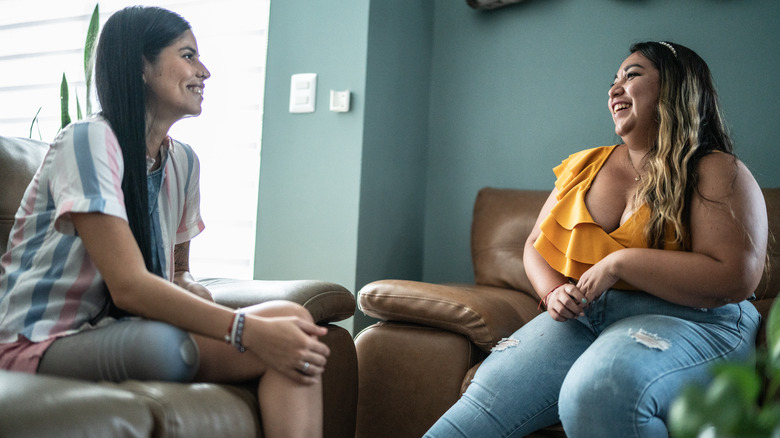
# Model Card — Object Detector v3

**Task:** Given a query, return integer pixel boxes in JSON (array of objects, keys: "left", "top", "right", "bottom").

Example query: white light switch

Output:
[{"left": 289, "top": 73, "right": 317, "bottom": 113}]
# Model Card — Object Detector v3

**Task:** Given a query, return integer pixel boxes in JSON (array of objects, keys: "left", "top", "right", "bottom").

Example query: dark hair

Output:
[
  {"left": 95, "top": 6, "right": 191, "bottom": 275},
  {"left": 628, "top": 41, "right": 734, "bottom": 250}
]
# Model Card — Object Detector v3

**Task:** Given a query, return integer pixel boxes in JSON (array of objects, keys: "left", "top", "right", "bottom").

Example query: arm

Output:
[
  {"left": 577, "top": 155, "right": 768, "bottom": 307},
  {"left": 173, "top": 241, "right": 213, "bottom": 301},
  {"left": 523, "top": 188, "right": 588, "bottom": 321},
  {"left": 71, "top": 212, "right": 329, "bottom": 384}
]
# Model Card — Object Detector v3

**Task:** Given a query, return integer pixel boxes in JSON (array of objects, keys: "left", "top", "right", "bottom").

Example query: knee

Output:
[
  {"left": 135, "top": 321, "right": 200, "bottom": 382},
  {"left": 559, "top": 359, "right": 625, "bottom": 424},
  {"left": 559, "top": 358, "right": 648, "bottom": 433},
  {"left": 246, "top": 300, "right": 314, "bottom": 323}
]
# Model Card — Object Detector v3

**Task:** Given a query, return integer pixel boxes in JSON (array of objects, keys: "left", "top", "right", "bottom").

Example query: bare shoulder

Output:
[{"left": 695, "top": 152, "right": 762, "bottom": 204}]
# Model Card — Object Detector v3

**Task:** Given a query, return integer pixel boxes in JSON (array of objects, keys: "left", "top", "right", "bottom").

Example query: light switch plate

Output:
[{"left": 289, "top": 73, "right": 317, "bottom": 113}]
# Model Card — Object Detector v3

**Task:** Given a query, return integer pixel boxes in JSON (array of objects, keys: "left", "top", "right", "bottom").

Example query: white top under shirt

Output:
[{"left": 0, "top": 117, "right": 204, "bottom": 343}]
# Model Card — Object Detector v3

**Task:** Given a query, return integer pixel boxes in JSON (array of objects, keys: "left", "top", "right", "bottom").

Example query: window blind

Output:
[{"left": 0, "top": 0, "right": 269, "bottom": 279}]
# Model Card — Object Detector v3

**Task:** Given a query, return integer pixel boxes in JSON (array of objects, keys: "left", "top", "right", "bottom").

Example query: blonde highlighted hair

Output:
[{"left": 629, "top": 42, "right": 735, "bottom": 250}]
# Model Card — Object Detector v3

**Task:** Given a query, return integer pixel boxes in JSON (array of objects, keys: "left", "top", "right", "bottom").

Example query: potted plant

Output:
[{"left": 31, "top": 4, "right": 99, "bottom": 137}]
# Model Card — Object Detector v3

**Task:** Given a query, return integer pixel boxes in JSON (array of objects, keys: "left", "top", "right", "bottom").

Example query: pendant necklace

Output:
[{"left": 627, "top": 147, "right": 642, "bottom": 181}]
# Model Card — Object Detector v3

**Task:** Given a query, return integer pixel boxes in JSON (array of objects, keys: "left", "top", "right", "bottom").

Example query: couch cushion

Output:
[
  {"left": 0, "top": 370, "right": 153, "bottom": 438},
  {"left": 0, "top": 136, "right": 48, "bottom": 251},
  {"left": 471, "top": 187, "right": 548, "bottom": 297},
  {"left": 114, "top": 381, "right": 259, "bottom": 438}
]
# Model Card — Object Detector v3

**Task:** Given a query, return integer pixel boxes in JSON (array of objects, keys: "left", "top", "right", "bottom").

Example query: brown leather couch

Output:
[
  {"left": 355, "top": 186, "right": 780, "bottom": 438},
  {"left": 0, "top": 135, "right": 358, "bottom": 438}
]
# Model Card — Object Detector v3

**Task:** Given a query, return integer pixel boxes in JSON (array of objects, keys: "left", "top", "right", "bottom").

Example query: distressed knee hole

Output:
[
  {"left": 628, "top": 328, "right": 671, "bottom": 351},
  {"left": 491, "top": 337, "right": 519, "bottom": 352}
]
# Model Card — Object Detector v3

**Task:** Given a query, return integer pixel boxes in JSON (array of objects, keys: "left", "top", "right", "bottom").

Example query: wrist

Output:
[
  {"left": 538, "top": 281, "right": 569, "bottom": 310},
  {"left": 224, "top": 310, "right": 247, "bottom": 353}
]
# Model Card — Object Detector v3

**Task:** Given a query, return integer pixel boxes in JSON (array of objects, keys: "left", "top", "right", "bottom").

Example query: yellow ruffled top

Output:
[{"left": 533, "top": 145, "right": 678, "bottom": 290}]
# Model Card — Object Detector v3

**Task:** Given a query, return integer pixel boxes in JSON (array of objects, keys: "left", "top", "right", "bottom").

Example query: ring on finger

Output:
[{"left": 302, "top": 361, "right": 310, "bottom": 373}]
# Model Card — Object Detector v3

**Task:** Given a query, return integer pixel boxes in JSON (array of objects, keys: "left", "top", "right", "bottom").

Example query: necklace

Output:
[{"left": 626, "top": 147, "right": 641, "bottom": 181}]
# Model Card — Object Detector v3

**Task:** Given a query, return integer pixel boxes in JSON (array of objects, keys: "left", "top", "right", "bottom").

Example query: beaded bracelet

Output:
[{"left": 224, "top": 311, "right": 247, "bottom": 353}]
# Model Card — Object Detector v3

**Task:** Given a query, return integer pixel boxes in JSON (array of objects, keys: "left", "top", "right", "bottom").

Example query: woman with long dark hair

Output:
[
  {"left": 0, "top": 7, "right": 328, "bottom": 437},
  {"left": 425, "top": 41, "right": 768, "bottom": 437}
]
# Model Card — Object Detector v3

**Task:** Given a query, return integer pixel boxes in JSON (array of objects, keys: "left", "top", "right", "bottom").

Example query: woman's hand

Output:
[
  {"left": 545, "top": 283, "right": 588, "bottom": 322},
  {"left": 245, "top": 315, "right": 330, "bottom": 385},
  {"left": 173, "top": 271, "right": 213, "bottom": 302},
  {"left": 172, "top": 242, "right": 213, "bottom": 301},
  {"left": 576, "top": 251, "right": 620, "bottom": 303}
]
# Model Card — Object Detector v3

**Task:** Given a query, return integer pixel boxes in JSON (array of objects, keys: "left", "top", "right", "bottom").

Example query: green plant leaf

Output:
[
  {"left": 29, "top": 107, "right": 42, "bottom": 139},
  {"left": 704, "top": 373, "right": 751, "bottom": 432},
  {"left": 84, "top": 3, "right": 99, "bottom": 116},
  {"left": 767, "top": 298, "right": 780, "bottom": 369},
  {"left": 76, "top": 93, "right": 83, "bottom": 120},
  {"left": 710, "top": 361, "right": 762, "bottom": 403},
  {"left": 669, "top": 385, "right": 708, "bottom": 438},
  {"left": 758, "top": 404, "right": 780, "bottom": 433},
  {"left": 60, "top": 73, "right": 71, "bottom": 130}
]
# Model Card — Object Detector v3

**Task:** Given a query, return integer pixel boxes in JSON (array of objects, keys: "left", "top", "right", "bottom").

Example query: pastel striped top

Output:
[
  {"left": 533, "top": 145, "right": 680, "bottom": 290},
  {"left": 0, "top": 117, "right": 204, "bottom": 344}
]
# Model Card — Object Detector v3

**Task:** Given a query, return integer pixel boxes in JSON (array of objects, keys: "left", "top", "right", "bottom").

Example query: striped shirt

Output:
[{"left": 0, "top": 117, "right": 204, "bottom": 344}]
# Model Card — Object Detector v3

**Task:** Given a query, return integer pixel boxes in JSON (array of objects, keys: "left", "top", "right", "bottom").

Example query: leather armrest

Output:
[
  {"left": 358, "top": 280, "right": 541, "bottom": 351},
  {"left": 198, "top": 278, "right": 355, "bottom": 324}
]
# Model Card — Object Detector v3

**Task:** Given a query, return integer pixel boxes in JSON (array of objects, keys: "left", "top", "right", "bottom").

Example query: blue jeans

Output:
[{"left": 424, "top": 289, "right": 760, "bottom": 438}]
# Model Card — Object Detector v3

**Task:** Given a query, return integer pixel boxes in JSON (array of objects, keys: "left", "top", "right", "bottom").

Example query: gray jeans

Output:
[{"left": 38, "top": 319, "right": 200, "bottom": 382}]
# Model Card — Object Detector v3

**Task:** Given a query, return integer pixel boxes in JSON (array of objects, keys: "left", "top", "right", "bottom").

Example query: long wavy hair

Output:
[
  {"left": 95, "top": 6, "right": 191, "bottom": 276},
  {"left": 629, "top": 41, "right": 735, "bottom": 250}
]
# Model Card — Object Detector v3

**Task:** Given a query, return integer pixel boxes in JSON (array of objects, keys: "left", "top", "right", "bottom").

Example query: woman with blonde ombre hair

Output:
[
  {"left": 425, "top": 41, "right": 768, "bottom": 438},
  {"left": 630, "top": 41, "right": 737, "bottom": 251}
]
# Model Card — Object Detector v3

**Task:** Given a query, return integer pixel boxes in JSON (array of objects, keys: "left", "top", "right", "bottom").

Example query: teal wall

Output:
[
  {"left": 256, "top": 0, "right": 780, "bottom": 333},
  {"left": 255, "top": 1, "right": 432, "bottom": 332},
  {"left": 254, "top": 1, "right": 369, "bottom": 311}
]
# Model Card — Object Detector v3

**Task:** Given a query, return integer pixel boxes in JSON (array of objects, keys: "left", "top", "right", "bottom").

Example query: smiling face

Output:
[
  {"left": 608, "top": 51, "right": 661, "bottom": 147},
  {"left": 143, "top": 30, "right": 210, "bottom": 124}
]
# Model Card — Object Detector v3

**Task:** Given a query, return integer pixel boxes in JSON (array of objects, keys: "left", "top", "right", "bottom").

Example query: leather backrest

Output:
[
  {"left": 471, "top": 187, "right": 548, "bottom": 298},
  {"left": 0, "top": 136, "right": 48, "bottom": 251},
  {"left": 758, "top": 188, "right": 780, "bottom": 301},
  {"left": 471, "top": 186, "right": 780, "bottom": 304}
]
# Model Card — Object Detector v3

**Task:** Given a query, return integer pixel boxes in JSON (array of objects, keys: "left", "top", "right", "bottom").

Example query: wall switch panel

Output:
[
  {"left": 289, "top": 73, "right": 317, "bottom": 113},
  {"left": 329, "top": 90, "right": 351, "bottom": 112}
]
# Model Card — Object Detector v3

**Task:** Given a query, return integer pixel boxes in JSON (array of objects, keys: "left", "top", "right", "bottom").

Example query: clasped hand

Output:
[
  {"left": 545, "top": 253, "right": 620, "bottom": 322},
  {"left": 245, "top": 315, "right": 331, "bottom": 385}
]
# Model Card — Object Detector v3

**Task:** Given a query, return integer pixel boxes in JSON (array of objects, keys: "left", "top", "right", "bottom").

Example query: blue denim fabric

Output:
[
  {"left": 147, "top": 167, "right": 166, "bottom": 278},
  {"left": 424, "top": 289, "right": 760, "bottom": 438}
]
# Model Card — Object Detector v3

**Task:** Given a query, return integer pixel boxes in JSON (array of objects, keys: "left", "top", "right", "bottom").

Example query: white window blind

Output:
[{"left": 0, "top": 0, "right": 269, "bottom": 280}]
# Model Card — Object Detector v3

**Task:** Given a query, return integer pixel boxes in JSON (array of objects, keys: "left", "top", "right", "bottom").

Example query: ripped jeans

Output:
[{"left": 424, "top": 289, "right": 760, "bottom": 438}]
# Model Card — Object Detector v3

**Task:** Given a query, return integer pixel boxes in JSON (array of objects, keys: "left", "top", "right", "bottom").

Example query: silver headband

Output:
[{"left": 658, "top": 41, "right": 678, "bottom": 58}]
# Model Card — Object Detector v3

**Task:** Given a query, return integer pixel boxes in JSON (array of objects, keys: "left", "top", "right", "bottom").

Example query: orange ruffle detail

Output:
[{"left": 533, "top": 145, "right": 650, "bottom": 289}]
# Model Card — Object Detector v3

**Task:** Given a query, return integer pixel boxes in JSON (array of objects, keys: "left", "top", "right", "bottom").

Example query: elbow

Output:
[
  {"left": 108, "top": 285, "right": 142, "bottom": 314},
  {"left": 104, "top": 274, "right": 154, "bottom": 315},
  {"left": 719, "top": 261, "right": 765, "bottom": 304}
]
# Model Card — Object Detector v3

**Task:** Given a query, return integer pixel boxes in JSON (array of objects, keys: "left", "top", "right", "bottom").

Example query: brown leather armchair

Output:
[
  {"left": 355, "top": 186, "right": 780, "bottom": 438},
  {"left": 0, "top": 135, "right": 358, "bottom": 438}
]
